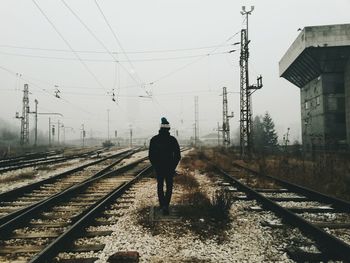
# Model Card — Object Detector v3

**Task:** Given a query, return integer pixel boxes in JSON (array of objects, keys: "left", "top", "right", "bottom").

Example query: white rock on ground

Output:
[{"left": 90, "top": 168, "right": 298, "bottom": 262}]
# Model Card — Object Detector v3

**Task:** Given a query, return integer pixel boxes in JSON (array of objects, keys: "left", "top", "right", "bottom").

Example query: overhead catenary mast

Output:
[
  {"left": 15, "top": 84, "right": 30, "bottom": 145},
  {"left": 239, "top": 6, "right": 263, "bottom": 158},
  {"left": 194, "top": 96, "right": 199, "bottom": 146},
  {"left": 222, "top": 87, "right": 234, "bottom": 147}
]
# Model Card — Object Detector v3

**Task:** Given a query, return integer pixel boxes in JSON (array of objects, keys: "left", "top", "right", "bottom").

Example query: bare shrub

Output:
[
  {"left": 210, "top": 189, "right": 234, "bottom": 220},
  {"left": 174, "top": 170, "right": 199, "bottom": 190},
  {"left": 36, "top": 165, "right": 50, "bottom": 171}
]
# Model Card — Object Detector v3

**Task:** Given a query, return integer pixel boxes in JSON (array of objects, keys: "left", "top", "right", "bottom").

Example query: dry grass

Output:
[
  {"left": 175, "top": 165, "right": 233, "bottom": 240},
  {"left": 259, "top": 154, "right": 350, "bottom": 201},
  {"left": 0, "top": 169, "right": 36, "bottom": 184},
  {"left": 203, "top": 148, "right": 350, "bottom": 201},
  {"left": 35, "top": 165, "right": 50, "bottom": 171},
  {"left": 173, "top": 170, "right": 199, "bottom": 190},
  {"left": 137, "top": 156, "right": 234, "bottom": 241},
  {"left": 176, "top": 187, "right": 233, "bottom": 241},
  {"left": 180, "top": 154, "right": 208, "bottom": 172}
]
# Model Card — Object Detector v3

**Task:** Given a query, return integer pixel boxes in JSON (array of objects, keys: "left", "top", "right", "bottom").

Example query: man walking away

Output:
[{"left": 149, "top": 117, "right": 181, "bottom": 215}]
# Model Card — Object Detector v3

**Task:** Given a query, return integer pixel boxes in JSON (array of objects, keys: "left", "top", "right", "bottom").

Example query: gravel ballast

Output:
[{"left": 76, "top": 169, "right": 301, "bottom": 262}]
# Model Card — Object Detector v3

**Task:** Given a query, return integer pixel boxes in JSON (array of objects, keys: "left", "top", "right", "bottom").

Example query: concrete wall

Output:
[
  {"left": 301, "top": 76, "right": 324, "bottom": 148},
  {"left": 301, "top": 73, "right": 346, "bottom": 149},
  {"left": 323, "top": 73, "right": 346, "bottom": 145},
  {"left": 345, "top": 59, "right": 350, "bottom": 146},
  {"left": 304, "top": 24, "right": 350, "bottom": 49},
  {"left": 280, "top": 23, "right": 350, "bottom": 76}
]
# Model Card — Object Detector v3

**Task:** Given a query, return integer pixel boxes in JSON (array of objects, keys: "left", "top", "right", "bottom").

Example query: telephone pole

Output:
[
  {"left": 129, "top": 125, "right": 133, "bottom": 147},
  {"left": 107, "top": 109, "right": 110, "bottom": 141},
  {"left": 34, "top": 99, "right": 38, "bottom": 146},
  {"left": 81, "top": 124, "right": 85, "bottom": 147},
  {"left": 194, "top": 96, "right": 199, "bottom": 146},
  {"left": 49, "top": 118, "right": 51, "bottom": 146},
  {"left": 28, "top": 98, "right": 38, "bottom": 146},
  {"left": 57, "top": 120, "right": 60, "bottom": 145},
  {"left": 222, "top": 87, "right": 234, "bottom": 147},
  {"left": 239, "top": 6, "right": 263, "bottom": 158},
  {"left": 217, "top": 122, "right": 221, "bottom": 146}
]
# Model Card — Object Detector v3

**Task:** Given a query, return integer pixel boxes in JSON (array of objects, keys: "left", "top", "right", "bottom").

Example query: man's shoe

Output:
[{"left": 162, "top": 207, "right": 169, "bottom": 216}]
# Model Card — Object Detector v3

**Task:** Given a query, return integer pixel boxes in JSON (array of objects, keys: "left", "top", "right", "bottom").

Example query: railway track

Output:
[
  {"left": 0, "top": 150, "right": 62, "bottom": 167},
  {"left": 0, "top": 148, "right": 137, "bottom": 225},
  {"left": 216, "top": 162, "right": 350, "bottom": 261},
  {"left": 0, "top": 148, "right": 103, "bottom": 173},
  {"left": 0, "top": 152, "right": 151, "bottom": 263}
]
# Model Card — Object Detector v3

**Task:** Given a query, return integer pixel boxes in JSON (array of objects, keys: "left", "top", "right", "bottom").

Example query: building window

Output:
[
  {"left": 316, "top": 96, "right": 320, "bottom": 106},
  {"left": 305, "top": 101, "right": 309, "bottom": 110}
]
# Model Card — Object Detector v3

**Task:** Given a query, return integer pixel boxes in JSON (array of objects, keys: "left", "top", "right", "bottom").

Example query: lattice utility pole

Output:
[
  {"left": 239, "top": 6, "right": 263, "bottom": 158},
  {"left": 194, "top": 96, "right": 199, "bottom": 146},
  {"left": 222, "top": 87, "right": 234, "bottom": 147},
  {"left": 16, "top": 84, "right": 30, "bottom": 145},
  {"left": 33, "top": 99, "right": 38, "bottom": 146},
  {"left": 28, "top": 99, "right": 43, "bottom": 147},
  {"left": 107, "top": 109, "right": 110, "bottom": 141}
]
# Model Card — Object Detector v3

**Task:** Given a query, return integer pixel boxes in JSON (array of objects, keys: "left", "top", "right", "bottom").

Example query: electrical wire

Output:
[
  {"left": 0, "top": 43, "right": 233, "bottom": 54},
  {"left": 0, "top": 64, "right": 94, "bottom": 116},
  {"left": 61, "top": 0, "right": 151, "bottom": 101},
  {"left": 144, "top": 31, "right": 241, "bottom": 87},
  {"left": 0, "top": 49, "right": 232, "bottom": 62},
  {"left": 60, "top": 0, "right": 120, "bottom": 94},
  {"left": 31, "top": 0, "right": 108, "bottom": 92},
  {"left": 94, "top": 0, "right": 144, "bottom": 87}
]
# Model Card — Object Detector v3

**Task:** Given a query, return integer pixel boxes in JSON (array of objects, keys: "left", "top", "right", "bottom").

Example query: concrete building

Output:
[{"left": 279, "top": 24, "right": 350, "bottom": 150}]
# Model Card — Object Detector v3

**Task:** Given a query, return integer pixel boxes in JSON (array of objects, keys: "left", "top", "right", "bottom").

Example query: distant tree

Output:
[
  {"left": 252, "top": 112, "right": 278, "bottom": 152},
  {"left": 262, "top": 112, "right": 278, "bottom": 148},
  {"left": 252, "top": 115, "right": 264, "bottom": 151},
  {"left": 0, "top": 128, "right": 18, "bottom": 140}
]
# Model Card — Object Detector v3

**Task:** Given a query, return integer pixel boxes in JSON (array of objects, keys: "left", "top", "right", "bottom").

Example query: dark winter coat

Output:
[{"left": 148, "top": 129, "right": 181, "bottom": 174}]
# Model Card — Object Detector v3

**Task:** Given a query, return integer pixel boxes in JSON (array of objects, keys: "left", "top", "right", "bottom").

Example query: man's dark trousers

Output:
[{"left": 156, "top": 170, "right": 174, "bottom": 208}]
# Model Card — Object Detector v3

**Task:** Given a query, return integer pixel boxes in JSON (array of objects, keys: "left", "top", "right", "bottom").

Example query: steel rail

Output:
[
  {"left": 0, "top": 148, "right": 102, "bottom": 173},
  {"left": 0, "top": 148, "right": 135, "bottom": 225},
  {"left": 0, "top": 148, "right": 132, "bottom": 201},
  {"left": 0, "top": 150, "right": 66, "bottom": 168},
  {"left": 0, "top": 150, "right": 62, "bottom": 166},
  {"left": 30, "top": 165, "right": 152, "bottom": 263},
  {"left": 218, "top": 167, "right": 350, "bottom": 260},
  {"left": 0, "top": 154, "right": 148, "bottom": 237},
  {"left": 232, "top": 162, "right": 350, "bottom": 211}
]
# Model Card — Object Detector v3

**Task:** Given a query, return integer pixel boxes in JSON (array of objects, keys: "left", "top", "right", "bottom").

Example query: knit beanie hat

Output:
[{"left": 160, "top": 117, "right": 170, "bottom": 129}]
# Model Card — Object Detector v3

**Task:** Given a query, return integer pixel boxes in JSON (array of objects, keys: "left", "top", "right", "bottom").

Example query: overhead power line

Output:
[
  {"left": 31, "top": 0, "right": 108, "bottom": 92},
  {"left": 0, "top": 64, "right": 94, "bottom": 115},
  {"left": 94, "top": 0, "right": 144, "bottom": 86},
  {"left": 61, "top": 0, "right": 147, "bottom": 99},
  {"left": 144, "top": 31, "right": 240, "bottom": 87},
  {"left": 0, "top": 43, "right": 233, "bottom": 54},
  {"left": 0, "top": 50, "right": 232, "bottom": 62}
]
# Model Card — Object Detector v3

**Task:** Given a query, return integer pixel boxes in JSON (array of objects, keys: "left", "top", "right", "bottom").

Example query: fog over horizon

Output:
[{"left": 1, "top": 0, "right": 349, "bottom": 145}]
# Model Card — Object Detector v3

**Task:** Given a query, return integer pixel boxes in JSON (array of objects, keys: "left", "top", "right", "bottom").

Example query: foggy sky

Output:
[{"left": 0, "top": 0, "right": 349, "bottom": 143}]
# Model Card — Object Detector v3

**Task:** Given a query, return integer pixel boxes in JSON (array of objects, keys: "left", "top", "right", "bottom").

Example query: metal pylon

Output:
[
  {"left": 240, "top": 29, "right": 250, "bottom": 156},
  {"left": 222, "top": 87, "right": 233, "bottom": 147},
  {"left": 20, "top": 84, "right": 30, "bottom": 145}
]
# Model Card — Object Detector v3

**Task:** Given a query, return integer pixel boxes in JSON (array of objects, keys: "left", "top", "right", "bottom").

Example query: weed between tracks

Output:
[
  {"left": 137, "top": 153, "right": 234, "bottom": 242},
  {"left": 0, "top": 169, "right": 36, "bottom": 184}
]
